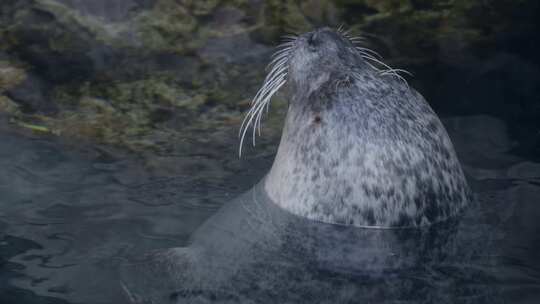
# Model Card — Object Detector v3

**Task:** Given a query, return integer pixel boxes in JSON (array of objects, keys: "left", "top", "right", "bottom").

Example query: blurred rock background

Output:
[{"left": 0, "top": 0, "right": 539, "bottom": 158}]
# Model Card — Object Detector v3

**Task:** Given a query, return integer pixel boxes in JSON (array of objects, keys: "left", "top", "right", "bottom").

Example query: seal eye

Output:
[{"left": 314, "top": 116, "right": 322, "bottom": 123}]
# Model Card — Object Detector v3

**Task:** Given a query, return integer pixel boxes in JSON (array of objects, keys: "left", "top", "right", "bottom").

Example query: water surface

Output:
[{"left": 1, "top": 115, "right": 539, "bottom": 303}]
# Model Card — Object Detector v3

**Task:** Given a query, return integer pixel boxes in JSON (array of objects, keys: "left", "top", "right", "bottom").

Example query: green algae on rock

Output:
[
  {"left": 134, "top": 0, "right": 198, "bottom": 53},
  {"left": 0, "top": 62, "right": 26, "bottom": 92},
  {"left": 0, "top": 0, "right": 538, "bottom": 156},
  {"left": 0, "top": 61, "right": 26, "bottom": 116}
]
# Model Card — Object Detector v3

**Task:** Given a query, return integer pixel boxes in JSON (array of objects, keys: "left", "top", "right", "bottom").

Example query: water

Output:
[
  {"left": 1, "top": 113, "right": 539, "bottom": 303},
  {"left": 0, "top": 116, "right": 272, "bottom": 303}
]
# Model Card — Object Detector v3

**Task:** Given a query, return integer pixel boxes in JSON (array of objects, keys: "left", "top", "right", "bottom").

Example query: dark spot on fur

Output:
[
  {"left": 427, "top": 120, "right": 439, "bottom": 133},
  {"left": 314, "top": 116, "right": 322, "bottom": 123},
  {"left": 334, "top": 217, "right": 346, "bottom": 225},
  {"left": 372, "top": 186, "right": 382, "bottom": 199},
  {"left": 395, "top": 212, "right": 413, "bottom": 227},
  {"left": 387, "top": 187, "right": 396, "bottom": 198},
  {"left": 344, "top": 186, "right": 352, "bottom": 197},
  {"left": 340, "top": 145, "right": 351, "bottom": 158},
  {"left": 364, "top": 208, "right": 376, "bottom": 226},
  {"left": 323, "top": 168, "right": 332, "bottom": 177},
  {"left": 362, "top": 184, "right": 371, "bottom": 196}
]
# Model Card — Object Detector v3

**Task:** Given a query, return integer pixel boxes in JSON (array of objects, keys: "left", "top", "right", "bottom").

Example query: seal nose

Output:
[{"left": 307, "top": 31, "right": 320, "bottom": 47}]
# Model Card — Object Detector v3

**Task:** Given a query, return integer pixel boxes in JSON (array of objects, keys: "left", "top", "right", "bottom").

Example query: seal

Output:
[
  {"left": 240, "top": 27, "right": 470, "bottom": 228},
  {"left": 119, "top": 27, "right": 478, "bottom": 303}
]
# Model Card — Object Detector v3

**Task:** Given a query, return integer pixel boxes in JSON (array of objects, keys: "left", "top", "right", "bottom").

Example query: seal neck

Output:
[{"left": 264, "top": 93, "right": 360, "bottom": 225}]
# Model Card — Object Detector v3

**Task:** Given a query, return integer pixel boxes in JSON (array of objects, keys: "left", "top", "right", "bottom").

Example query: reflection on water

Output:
[
  {"left": 0, "top": 117, "right": 270, "bottom": 303},
  {"left": 121, "top": 184, "right": 499, "bottom": 304},
  {"left": 1, "top": 115, "right": 539, "bottom": 303}
]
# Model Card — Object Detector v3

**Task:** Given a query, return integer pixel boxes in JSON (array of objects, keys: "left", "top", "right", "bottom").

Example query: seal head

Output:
[{"left": 244, "top": 27, "right": 470, "bottom": 228}]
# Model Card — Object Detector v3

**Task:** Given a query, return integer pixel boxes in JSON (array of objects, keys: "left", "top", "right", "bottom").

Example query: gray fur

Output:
[{"left": 263, "top": 28, "right": 470, "bottom": 227}]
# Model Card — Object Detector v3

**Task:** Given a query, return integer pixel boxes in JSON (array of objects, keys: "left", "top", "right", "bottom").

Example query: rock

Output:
[
  {"left": 53, "top": 0, "right": 154, "bottom": 22},
  {"left": 0, "top": 62, "right": 26, "bottom": 91},
  {"left": 180, "top": 0, "right": 220, "bottom": 16},
  {"left": 442, "top": 115, "right": 520, "bottom": 169},
  {"left": 133, "top": 0, "right": 197, "bottom": 53},
  {"left": 5, "top": 72, "right": 57, "bottom": 113},
  {"left": 0, "top": 0, "right": 537, "bottom": 159},
  {"left": 197, "top": 32, "right": 269, "bottom": 64},
  {"left": 1, "top": 0, "right": 98, "bottom": 82},
  {"left": 0, "top": 95, "right": 21, "bottom": 115}
]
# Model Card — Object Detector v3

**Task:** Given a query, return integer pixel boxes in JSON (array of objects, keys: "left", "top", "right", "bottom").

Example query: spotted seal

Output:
[
  {"left": 241, "top": 27, "right": 470, "bottom": 227},
  {"left": 120, "top": 27, "right": 475, "bottom": 303}
]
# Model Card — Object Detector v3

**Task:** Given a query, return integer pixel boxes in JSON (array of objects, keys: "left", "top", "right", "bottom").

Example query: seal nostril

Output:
[
  {"left": 307, "top": 32, "right": 319, "bottom": 47},
  {"left": 307, "top": 33, "right": 315, "bottom": 45}
]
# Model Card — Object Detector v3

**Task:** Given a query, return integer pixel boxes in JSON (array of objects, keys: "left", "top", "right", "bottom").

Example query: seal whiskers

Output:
[
  {"left": 239, "top": 37, "right": 295, "bottom": 156},
  {"left": 337, "top": 28, "right": 412, "bottom": 86}
]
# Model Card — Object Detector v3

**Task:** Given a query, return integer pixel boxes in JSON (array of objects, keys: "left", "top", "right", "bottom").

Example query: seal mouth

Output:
[{"left": 238, "top": 26, "right": 411, "bottom": 157}]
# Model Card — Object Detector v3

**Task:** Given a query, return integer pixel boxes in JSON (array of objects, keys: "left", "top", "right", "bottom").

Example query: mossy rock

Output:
[
  {"left": 42, "top": 96, "right": 153, "bottom": 145},
  {"left": 181, "top": 0, "right": 221, "bottom": 16},
  {"left": 2, "top": 0, "right": 536, "bottom": 156},
  {"left": 0, "top": 95, "right": 21, "bottom": 115},
  {"left": 134, "top": 0, "right": 198, "bottom": 53},
  {"left": 256, "top": 0, "right": 338, "bottom": 43},
  {"left": 0, "top": 61, "right": 27, "bottom": 116},
  {"left": 0, "top": 62, "right": 27, "bottom": 92}
]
